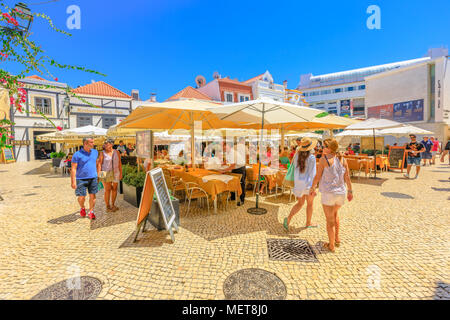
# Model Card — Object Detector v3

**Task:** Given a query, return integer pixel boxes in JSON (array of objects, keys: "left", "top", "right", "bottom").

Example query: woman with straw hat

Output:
[
  {"left": 310, "top": 138, "right": 353, "bottom": 252},
  {"left": 283, "top": 137, "right": 318, "bottom": 231}
]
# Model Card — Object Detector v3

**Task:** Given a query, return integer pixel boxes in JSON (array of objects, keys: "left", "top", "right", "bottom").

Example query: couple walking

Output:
[{"left": 283, "top": 138, "right": 353, "bottom": 253}]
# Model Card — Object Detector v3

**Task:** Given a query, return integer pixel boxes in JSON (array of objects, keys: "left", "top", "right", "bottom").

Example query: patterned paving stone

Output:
[{"left": 0, "top": 160, "right": 449, "bottom": 300}]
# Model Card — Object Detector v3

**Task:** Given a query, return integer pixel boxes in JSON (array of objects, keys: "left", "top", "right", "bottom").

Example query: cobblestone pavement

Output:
[{"left": 0, "top": 160, "right": 449, "bottom": 300}]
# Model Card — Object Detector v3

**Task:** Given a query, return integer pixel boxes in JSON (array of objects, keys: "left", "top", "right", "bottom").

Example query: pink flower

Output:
[
  {"left": 54, "top": 77, "right": 58, "bottom": 81},
  {"left": 56, "top": 126, "right": 63, "bottom": 131}
]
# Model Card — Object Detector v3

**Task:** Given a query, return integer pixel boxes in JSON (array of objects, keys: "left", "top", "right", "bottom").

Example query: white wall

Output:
[{"left": 197, "top": 80, "right": 220, "bottom": 101}]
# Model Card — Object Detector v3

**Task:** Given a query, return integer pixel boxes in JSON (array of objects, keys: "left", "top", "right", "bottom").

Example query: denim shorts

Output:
[
  {"left": 422, "top": 151, "right": 432, "bottom": 159},
  {"left": 407, "top": 156, "right": 421, "bottom": 166},
  {"left": 75, "top": 178, "right": 98, "bottom": 196}
]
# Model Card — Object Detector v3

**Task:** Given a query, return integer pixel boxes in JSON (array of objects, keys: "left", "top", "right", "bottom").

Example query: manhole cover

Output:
[
  {"left": 267, "top": 239, "right": 318, "bottom": 262},
  {"left": 31, "top": 276, "right": 102, "bottom": 300},
  {"left": 223, "top": 268, "right": 286, "bottom": 300}
]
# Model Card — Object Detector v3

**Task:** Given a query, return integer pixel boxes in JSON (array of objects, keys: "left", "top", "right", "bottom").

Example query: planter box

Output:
[
  {"left": 147, "top": 198, "right": 180, "bottom": 231},
  {"left": 119, "top": 180, "right": 123, "bottom": 194},
  {"left": 123, "top": 183, "right": 143, "bottom": 207},
  {"left": 52, "top": 158, "right": 62, "bottom": 167}
]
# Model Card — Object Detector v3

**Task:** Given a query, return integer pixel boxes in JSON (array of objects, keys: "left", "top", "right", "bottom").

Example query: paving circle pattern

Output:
[
  {"left": 31, "top": 276, "right": 103, "bottom": 300},
  {"left": 223, "top": 268, "right": 287, "bottom": 300}
]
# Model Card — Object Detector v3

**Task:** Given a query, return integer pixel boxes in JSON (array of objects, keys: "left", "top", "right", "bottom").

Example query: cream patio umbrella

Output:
[
  {"left": 379, "top": 125, "right": 433, "bottom": 137},
  {"left": 116, "top": 98, "right": 244, "bottom": 166},
  {"left": 208, "top": 98, "right": 326, "bottom": 215},
  {"left": 36, "top": 125, "right": 108, "bottom": 149}
]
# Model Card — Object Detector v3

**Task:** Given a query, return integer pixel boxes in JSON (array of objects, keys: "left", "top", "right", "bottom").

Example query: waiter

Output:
[{"left": 222, "top": 138, "right": 247, "bottom": 206}]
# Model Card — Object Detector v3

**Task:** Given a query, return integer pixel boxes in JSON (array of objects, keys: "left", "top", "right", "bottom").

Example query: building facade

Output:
[
  {"left": 197, "top": 77, "right": 253, "bottom": 103},
  {"left": 243, "top": 71, "right": 285, "bottom": 102},
  {"left": 296, "top": 51, "right": 449, "bottom": 117},
  {"left": 365, "top": 55, "right": 450, "bottom": 142},
  {"left": 11, "top": 76, "right": 69, "bottom": 162},
  {"left": 69, "top": 81, "right": 132, "bottom": 130}
]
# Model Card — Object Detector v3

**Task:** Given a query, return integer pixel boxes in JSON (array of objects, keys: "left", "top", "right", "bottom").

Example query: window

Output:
[
  {"left": 429, "top": 64, "right": 435, "bottom": 120},
  {"left": 334, "top": 88, "right": 342, "bottom": 93},
  {"left": 239, "top": 94, "right": 250, "bottom": 102},
  {"left": 346, "top": 86, "right": 354, "bottom": 92},
  {"left": 225, "top": 92, "right": 233, "bottom": 102},
  {"left": 358, "top": 85, "right": 366, "bottom": 90},
  {"left": 103, "top": 117, "right": 116, "bottom": 129},
  {"left": 34, "top": 97, "right": 52, "bottom": 115},
  {"left": 77, "top": 115, "right": 92, "bottom": 127}
]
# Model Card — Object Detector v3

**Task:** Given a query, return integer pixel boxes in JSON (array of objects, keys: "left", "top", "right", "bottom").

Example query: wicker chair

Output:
[
  {"left": 183, "top": 182, "right": 211, "bottom": 215},
  {"left": 162, "top": 168, "right": 185, "bottom": 199}
]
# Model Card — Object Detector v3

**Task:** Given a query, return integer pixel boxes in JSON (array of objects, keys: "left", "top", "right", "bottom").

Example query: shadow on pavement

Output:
[
  {"left": 23, "top": 162, "right": 52, "bottom": 175},
  {"left": 90, "top": 207, "right": 137, "bottom": 230},
  {"left": 351, "top": 177, "right": 387, "bottom": 186},
  {"left": 48, "top": 211, "right": 82, "bottom": 225},
  {"left": 119, "top": 228, "right": 173, "bottom": 248},
  {"left": 437, "top": 180, "right": 450, "bottom": 183},
  {"left": 179, "top": 200, "right": 281, "bottom": 241},
  {"left": 433, "top": 282, "right": 450, "bottom": 300},
  {"left": 264, "top": 193, "right": 296, "bottom": 204},
  {"left": 431, "top": 187, "right": 450, "bottom": 192},
  {"left": 381, "top": 192, "right": 414, "bottom": 199}
]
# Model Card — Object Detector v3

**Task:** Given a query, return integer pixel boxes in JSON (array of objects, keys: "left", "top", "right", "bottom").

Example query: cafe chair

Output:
[
  {"left": 346, "top": 158, "right": 363, "bottom": 179},
  {"left": 275, "top": 171, "right": 294, "bottom": 201},
  {"left": 163, "top": 168, "right": 185, "bottom": 199},
  {"left": 183, "top": 182, "right": 211, "bottom": 215},
  {"left": 245, "top": 167, "right": 258, "bottom": 196},
  {"left": 223, "top": 172, "right": 242, "bottom": 210}
]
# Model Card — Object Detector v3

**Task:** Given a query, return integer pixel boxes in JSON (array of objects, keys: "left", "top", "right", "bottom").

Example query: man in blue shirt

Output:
[
  {"left": 420, "top": 136, "right": 433, "bottom": 166},
  {"left": 71, "top": 137, "right": 99, "bottom": 219}
]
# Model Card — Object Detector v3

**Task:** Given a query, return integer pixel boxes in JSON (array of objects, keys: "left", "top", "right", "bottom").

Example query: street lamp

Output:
[
  {"left": 11, "top": 2, "right": 33, "bottom": 34},
  {"left": 63, "top": 95, "right": 70, "bottom": 128}
]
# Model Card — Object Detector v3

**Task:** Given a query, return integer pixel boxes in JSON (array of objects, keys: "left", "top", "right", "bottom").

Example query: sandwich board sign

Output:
[{"left": 134, "top": 167, "right": 178, "bottom": 242}]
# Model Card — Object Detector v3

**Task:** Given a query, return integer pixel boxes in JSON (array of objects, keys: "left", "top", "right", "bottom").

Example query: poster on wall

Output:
[
  {"left": 393, "top": 99, "right": 424, "bottom": 122},
  {"left": 367, "top": 104, "right": 394, "bottom": 119},
  {"left": 340, "top": 100, "right": 351, "bottom": 116}
]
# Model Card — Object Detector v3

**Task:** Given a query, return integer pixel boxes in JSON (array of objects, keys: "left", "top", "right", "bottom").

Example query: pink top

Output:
[{"left": 432, "top": 140, "right": 439, "bottom": 152}]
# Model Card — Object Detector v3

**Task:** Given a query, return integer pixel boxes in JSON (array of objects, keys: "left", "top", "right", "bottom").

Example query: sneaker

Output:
[
  {"left": 414, "top": 175, "right": 419, "bottom": 179},
  {"left": 403, "top": 173, "right": 410, "bottom": 179},
  {"left": 80, "top": 207, "right": 86, "bottom": 217},
  {"left": 88, "top": 211, "right": 96, "bottom": 220}
]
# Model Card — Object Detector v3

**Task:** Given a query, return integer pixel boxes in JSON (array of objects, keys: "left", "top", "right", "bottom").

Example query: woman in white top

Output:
[
  {"left": 97, "top": 139, "right": 122, "bottom": 212},
  {"left": 283, "top": 138, "right": 318, "bottom": 231},
  {"left": 310, "top": 138, "right": 353, "bottom": 252}
]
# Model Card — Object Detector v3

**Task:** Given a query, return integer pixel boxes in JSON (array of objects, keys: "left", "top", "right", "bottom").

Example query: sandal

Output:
[
  {"left": 322, "top": 242, "right": 335, "bottom": 253},
  {"left": 106, "top": 206, "right": 113, "bottom": 213},
  {"left": 335, "top": 241, "right": 341, "bottom": 247},
  {"left": 111, "top": 205, "right": 119, "bottom": 212}
]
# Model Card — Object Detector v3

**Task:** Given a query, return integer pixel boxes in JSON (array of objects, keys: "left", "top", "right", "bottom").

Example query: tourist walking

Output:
[
  {"left": 430, "top": 137, "right": 441, "bottom": 165},
  {"left": 404, "top": 134, "right": 425, "bottom": 179},
  {"left": 441, "top": 139, "right": 450, "bottom": 165},
  {"left": 71, "top": 137, "right": 99, "bottom": 220},
  {"left": 283, "top": 137, "right": 318, "bottom": 231},
  {"left": 97, "top": 139, "right": 122, "bottom": 212},
  {"left": 420, "top": 136, "right": 433, "bottom": 166},
  {"left": 309, "top": 138, "right": 353, "bottom": 252}
]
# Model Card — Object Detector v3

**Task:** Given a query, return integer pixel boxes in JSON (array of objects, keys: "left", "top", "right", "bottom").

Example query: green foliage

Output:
[
  {"left": 123, "top": 169, "right": 146, "bottom": 188},
  {"left": 361, "top": 149, "right": 383, "bottom": 156},
  {"left": 50, "top": 151, "right": 66, "bottom": 159},
  {"left": 315, "top": 112, "right": 329, "bottom": 118}
]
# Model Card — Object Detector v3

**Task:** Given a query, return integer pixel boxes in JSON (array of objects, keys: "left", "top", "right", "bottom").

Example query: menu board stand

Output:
[
  {"left": 387, "top": 146, "right": 407, "bottom": 172},
  {"left": 1, "top": 147, "right": 15, "bottom": 164},
  {"left": 134, "top": 168, "right": 178, "bottom": 243}
]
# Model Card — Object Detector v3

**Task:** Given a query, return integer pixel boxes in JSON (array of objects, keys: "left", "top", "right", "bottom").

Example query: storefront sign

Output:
[
  {"left": 71, "top": 106, "right": 129, "bottom": 115},
  {"left": 136, "top": 130, "right": 153, "bottom": 159},
  {"left": 12, "top": 140, "right": 31, "bottom": 146}
]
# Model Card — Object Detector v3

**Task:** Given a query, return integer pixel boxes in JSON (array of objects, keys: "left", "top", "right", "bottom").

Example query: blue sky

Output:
[{"left": 3, "top": 0, "right": 450, "bottom": 100}]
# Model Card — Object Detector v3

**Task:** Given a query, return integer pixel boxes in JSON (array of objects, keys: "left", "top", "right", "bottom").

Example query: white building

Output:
[
  {"left": 243, "top": 70, "right": 286, "bottom": 102},
  {"left": 11, "top": 76, "right": 69, "bottom": 162},
  {"left": 365, "top": 55, "right": 450, "bottom": 142},
  {"left": 297, "top": 48, "right": 448, "bottom": 117}
]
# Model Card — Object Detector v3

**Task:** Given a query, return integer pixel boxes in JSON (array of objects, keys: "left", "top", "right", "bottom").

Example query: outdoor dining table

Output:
[
  {"left": 344, "top": 155, "right": 388, "bottom": 175},
  {"left": 164, "top": 166, "right": 242, "bottom": 213}
]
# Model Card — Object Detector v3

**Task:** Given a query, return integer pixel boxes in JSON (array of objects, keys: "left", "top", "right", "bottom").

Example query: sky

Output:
[{"left": 3, "top": 0, "right": 450, "bottom": 101}]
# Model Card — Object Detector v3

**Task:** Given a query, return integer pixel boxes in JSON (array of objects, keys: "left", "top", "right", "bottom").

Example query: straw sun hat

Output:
[{"left": 297, "top": 137, "right": 317, "bottom": 152}]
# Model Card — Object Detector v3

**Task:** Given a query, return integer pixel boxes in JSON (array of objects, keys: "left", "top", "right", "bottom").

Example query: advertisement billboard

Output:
[
  {"left": 393, "top": 99, "right": 424, "bottom": 122},
  {"left": 367, "top": 104, "right": 393, "bottom": 119},
  {"left": 340, "top": 100, "right": 351, "bottom": 116}
]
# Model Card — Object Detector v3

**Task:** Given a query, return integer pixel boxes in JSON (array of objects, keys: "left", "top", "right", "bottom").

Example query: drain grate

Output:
[
  {"left": 267, "top": 239, "right": 318, "bottom": 262},
  {"left": 223, "top": 268, "right": 286, "bottom": 300},
  {"left": 31, "top": 276, "right": 103, "bottom": 300}
]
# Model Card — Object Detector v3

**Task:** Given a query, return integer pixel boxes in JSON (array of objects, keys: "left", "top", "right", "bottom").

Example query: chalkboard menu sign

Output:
[
  {"left": 149, "top": 168, "right": 176, "bottom": 230},
  {"left": 1, "top": 147, "right": 15, "bottom": 163},
  {"left": 388, "top": 146, "right": 406, "bottom": 171}
]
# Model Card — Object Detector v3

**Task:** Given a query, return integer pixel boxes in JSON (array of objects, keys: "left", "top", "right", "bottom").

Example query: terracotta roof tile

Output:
[
  {"left": 166, "top": 86, "right": 212, "bottom": 101},
  {"left": 72, "top": 81, "right": 131, "bottom": 99},
  {"left": 243, "top": 73, "right": 264, "bottom": 84},
  {"left": 25, "top": 75, "right": 46, "bottom": 81},
  {"left": 218, "top": 77, "right": 248, "bottom": 86}
]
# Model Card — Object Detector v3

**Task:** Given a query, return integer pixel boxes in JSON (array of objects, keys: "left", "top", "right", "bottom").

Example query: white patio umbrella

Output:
[
  {"left": 345, "top": 118, "right": 405, "bottom": 178},
  {"left": 379, "top": 125, "right": 433, "bottom": 137},
  {"left": 209, "top": 98, "right": 323, "bottom": 215},
  {"left": 335, "top": 129, "right": 382, "bottom": 137}
]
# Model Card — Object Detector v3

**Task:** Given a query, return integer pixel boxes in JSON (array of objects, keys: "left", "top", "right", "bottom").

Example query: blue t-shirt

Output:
[
  {"left": 421, "top": 140, "right": 433, "bottom": 153},
  {"left": 72, "top": 148, "right": 98, "bottom": 180}
]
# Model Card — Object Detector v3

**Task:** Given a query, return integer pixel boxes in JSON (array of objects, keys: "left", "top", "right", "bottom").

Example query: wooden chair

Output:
[
  {"left": 346, "top": 158, "right": 363, "bottom": 179},
  {"left": 275, "top": 170, "right": 294, "bottom": 201},
  {"left": 245, "top": 167, "right": 258, "bottom": 196}
]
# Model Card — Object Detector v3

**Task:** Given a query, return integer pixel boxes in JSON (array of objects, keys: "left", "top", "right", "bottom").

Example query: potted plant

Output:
[
  {"left": 120, "top": 164, "right": 134, "bottom": 195},
  {"left": 50, "top": 151, "right": 66, "bottom": 167},
  {"left": 122, "top": 167, "right": 146, "bottom": 207}
]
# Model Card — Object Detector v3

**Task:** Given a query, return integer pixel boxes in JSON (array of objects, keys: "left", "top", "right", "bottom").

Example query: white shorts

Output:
[
  {"left": 293, "top": 188, "right": 310, "bottom": 198},
  {"left": 321, "top": 192, "right": 345, "bottom": 206}
]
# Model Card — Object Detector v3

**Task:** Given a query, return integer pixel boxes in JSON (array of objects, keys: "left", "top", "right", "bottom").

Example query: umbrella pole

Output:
[
  {"left": 373, "top": 128, "right": 377, "bottom": 179},
  {"left": 248, "top": 104, "right": 268, "bottom": 215}
]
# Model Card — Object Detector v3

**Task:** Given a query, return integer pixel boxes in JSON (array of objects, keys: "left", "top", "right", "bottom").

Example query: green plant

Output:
[
  {"left": 122, "top": 170, "right": 146, "bottom": 188},
  {"left": 50, "top": 151, "right": 66, "bottom": 159}
]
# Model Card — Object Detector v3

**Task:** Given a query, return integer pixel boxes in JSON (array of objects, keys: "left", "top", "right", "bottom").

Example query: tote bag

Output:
[{"left": 283, "top": 161, "right": 295, "bottom": 187}]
